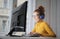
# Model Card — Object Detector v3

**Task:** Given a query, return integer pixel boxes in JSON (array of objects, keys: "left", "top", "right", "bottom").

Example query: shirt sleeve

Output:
[{"left": 42, "top": 22, "right": 56, "bottom": 37}]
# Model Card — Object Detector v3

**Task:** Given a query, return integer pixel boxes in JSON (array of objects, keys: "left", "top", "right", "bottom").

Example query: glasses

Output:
[{"left": 32, "top": 14, "right": 39, "bottom": 17}]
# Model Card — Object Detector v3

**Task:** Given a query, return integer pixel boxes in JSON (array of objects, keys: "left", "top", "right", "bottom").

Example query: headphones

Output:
[{"left": 40, "top": 14, "right": 45, "bottom": 19}]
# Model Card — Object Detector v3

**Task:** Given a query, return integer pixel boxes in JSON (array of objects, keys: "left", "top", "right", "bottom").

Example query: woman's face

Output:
[{"left": 33, "top": 12, "right": 40, "bottom": 22}]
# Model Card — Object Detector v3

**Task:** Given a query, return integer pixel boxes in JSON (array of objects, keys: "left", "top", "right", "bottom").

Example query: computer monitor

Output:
[{"left": 11, "top": 1, "right": 28, "bottom": 32}]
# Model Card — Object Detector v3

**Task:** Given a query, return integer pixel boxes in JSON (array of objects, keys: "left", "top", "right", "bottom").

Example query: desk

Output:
[{"left": 0, "top": 36, "right": 58, "bottom": 39}]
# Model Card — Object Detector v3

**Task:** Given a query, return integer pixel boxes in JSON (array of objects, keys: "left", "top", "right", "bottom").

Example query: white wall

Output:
[
  {"left": 0, "top": 0, "right": 4, "bottom": 8},
  {"left": 26, "top": 0, "right": 36, "bottom": 34},
  {"left": 57, "top": 0, "right": 60, "bottom": 37},
  {"left": 7, "top": 0, "right": 13, "bottom": 34},
  {"left": 17, "top": 0, "right": 27, "bottom": 7},
  {"left": 50, "top": 0, "right": 57, "bottom": 35}
]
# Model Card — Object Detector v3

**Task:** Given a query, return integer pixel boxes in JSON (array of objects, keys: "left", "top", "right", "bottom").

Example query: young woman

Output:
[{"left": 30, "top": 6, "right": 56, "bottom": 37}]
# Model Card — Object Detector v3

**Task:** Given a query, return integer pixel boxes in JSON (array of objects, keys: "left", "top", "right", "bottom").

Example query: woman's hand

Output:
[
  {"left": 29, "top": 32, "right": 42, "bottom": 37},
  {"left": 30, "top": 32, "right": 36, "bottom": 35}
]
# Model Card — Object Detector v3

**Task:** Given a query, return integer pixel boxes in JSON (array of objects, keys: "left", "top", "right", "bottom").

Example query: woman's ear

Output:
[{"left": 40, "top": 15, "right": 44, "bottom": 19}]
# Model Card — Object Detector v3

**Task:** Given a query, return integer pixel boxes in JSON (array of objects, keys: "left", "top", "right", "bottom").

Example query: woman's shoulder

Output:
[{"left": 40, "top": 21, "right": 48, "bottom": 25}]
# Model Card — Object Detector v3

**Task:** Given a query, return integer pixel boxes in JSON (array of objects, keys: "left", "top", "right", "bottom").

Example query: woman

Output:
[{"left": 30, "top": 6, "right": 56, "bottom": 37}]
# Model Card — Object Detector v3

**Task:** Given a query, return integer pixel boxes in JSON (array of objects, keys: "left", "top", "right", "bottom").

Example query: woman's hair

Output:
[{"left": 34, "top": 6, "right": 45, "bottom": 17}]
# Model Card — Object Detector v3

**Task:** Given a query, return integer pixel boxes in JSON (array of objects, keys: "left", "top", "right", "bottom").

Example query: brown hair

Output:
[{"left": 34, "top": 6, "right": 45, "bottom": 16}]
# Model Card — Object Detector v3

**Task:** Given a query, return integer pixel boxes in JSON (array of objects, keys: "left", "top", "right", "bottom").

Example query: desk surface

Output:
[{"left": 0, "top": 36, "right": 58, "bottom": 39}]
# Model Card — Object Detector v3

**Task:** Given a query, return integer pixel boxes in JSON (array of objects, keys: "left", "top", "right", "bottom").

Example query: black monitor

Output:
[{"left": 11, "top": 1, "right": 28, "bottom": 32}]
